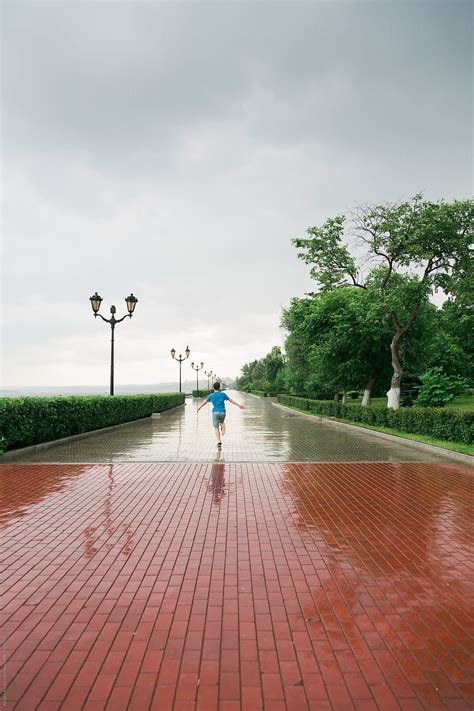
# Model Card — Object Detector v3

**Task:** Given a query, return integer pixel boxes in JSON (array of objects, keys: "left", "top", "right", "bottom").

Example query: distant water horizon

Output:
[{"left": 1, "top": 380, "right": 232, "bottom": 398}]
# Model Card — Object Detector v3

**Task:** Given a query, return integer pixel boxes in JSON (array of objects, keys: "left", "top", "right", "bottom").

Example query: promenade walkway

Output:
[
  {"left": 5, "top": 390, "right": 457, "bottom": 463},
  {"left": 1, "top": 393, "right": 472, "bottom": 710}
]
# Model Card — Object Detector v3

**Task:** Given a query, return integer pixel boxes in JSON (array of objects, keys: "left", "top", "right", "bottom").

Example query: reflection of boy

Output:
[
  {"left": 210, "top": 462, "right": 225, "bottom": 503},
  {"left": 197, "top": 381, "right": 244, "bottom": 448}
]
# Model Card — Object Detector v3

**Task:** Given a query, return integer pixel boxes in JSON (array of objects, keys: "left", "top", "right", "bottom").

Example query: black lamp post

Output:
[
  {"left": 204, "top": 370, "right": 213, "bottom": 390},
  {"left": 191, "top": 361, "right": 204, "bottom": 394},
  {"left": 171, "top": 346, "right": 190, "bottom": 393},
  {"left": 89, "top": 292, "right": 138, "bottom": 396}
]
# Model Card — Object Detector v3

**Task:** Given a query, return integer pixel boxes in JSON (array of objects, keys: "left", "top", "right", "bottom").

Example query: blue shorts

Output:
[{"left": 212, "top": 412, "right": 226, "bottom": 428}]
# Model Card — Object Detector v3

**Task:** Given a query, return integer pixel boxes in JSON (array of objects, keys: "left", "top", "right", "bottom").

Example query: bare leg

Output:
[
  {"left": 214, "top": 426, "right": 221, "bottom": 444},
  {"left": 220, "top": 421, "right": 226, "bottom": 436}
]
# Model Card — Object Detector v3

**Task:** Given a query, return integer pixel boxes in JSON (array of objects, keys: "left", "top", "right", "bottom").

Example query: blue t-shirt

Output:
[{"left": 207, "top": 391, "right": 229, "bottom": 413}]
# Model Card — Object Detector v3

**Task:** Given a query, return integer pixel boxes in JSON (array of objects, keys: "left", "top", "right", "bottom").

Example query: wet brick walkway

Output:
[
  {"left": 6, "top": 392, "right": 457, "bottom": 463},
  {"left": 1, "top": 460, "right": 473, "bottom": 710}
]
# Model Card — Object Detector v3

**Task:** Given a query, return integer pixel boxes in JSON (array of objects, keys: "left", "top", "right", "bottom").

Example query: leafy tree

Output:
[
  {"left": 282, "top": 289, "right": 393, "bottom": 404},
  {"left": 250, "top": 359, "right": 266, "bottom": 387},
  {"left": 281, "top": 298, "right": 311, "bottom": 393},
  {"left": 262, "top": 347, "right": 285, "bottom": 384},
  {"left": 257, "top": 347, "right": 286, "bottom": 395},
  {"left": 235, "top": 359, "right": 258, "bottom": 390},
  {"left": 431, "top": 298, "right": 473, "bottom": 381},
  {"left": 282, "top": 297, "right": 330, "bottom": 399},
  {"left": 293, "top": 195, "right": 473, "bottom": 408},
  {"left": 235, "top": 348, "right": 286, "bottom": 395}
]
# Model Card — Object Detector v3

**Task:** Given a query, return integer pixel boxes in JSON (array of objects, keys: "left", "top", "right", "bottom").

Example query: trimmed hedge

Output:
[
  {"left": 277, "top": 394, "right": 474, "bottom": 445},
  {"left": 193, "top": 389, "right": 213, "bottom": 398},
  {"left": 240, "top": 388, "right": 269, "bottom": 397},
  {"left": 0, "top": 393, "right": 185, "bottom": 453}
]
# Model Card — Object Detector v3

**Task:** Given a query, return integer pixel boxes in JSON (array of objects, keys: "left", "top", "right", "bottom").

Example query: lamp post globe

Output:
[
  {"left": 89, "top": 292, "right": 103, "bottom": 316},
  {"left": 125, "top": 293, "right": 138, "bottom": 314}
]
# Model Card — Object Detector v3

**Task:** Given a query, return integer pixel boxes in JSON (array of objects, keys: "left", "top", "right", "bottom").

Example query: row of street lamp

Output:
[
  {"left": 170, "top": 350, "right": 218, "bottom": 393},
  {"left": 89, "top": 292, "right": 221, "bottom": 395}
]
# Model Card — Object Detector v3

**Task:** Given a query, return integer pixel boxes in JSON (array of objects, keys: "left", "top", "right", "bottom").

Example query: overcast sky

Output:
[{"left": 1, "top": 0, "right": 472, "bottom": 388}]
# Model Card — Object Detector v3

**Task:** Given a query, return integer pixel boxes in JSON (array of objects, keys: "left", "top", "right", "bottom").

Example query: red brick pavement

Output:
[{"left": 1, "top": 462, "right": 473, "bottom": 710}]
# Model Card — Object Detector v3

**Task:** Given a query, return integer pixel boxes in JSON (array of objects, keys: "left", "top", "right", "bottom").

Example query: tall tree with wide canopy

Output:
[
  {"left": 293, "top": 195, "right": 473, "bottom": 408},
  {"left": 282, "top": 289, "right": 393, "bottom": 404}
]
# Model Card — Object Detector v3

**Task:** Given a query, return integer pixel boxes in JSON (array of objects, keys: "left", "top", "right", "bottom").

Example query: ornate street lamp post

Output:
[
  {"left": 204, "top": 370, "right": 213, "bottom": 390},
  {"left": 191, "top": 361, "right": 205, "bottom": 394},
  {"left": 89, "top": 292, "right": 138, "bottom": 396},
  {"left": 171, "top": 346, "right": 190, "bottom": 393}
]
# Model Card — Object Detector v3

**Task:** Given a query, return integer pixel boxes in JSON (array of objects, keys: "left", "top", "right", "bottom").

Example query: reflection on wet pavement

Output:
[
  {"left": 209, "top": 463, "right": 227, "bottom": 504},
  {"left": 1, "top": 460, "right": 472, "bottom": 709},
  {"left": 5, "top": 391, "right": 457, "bottom": 463}
]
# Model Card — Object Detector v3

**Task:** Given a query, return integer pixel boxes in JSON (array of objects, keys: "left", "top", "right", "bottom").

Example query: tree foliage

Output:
[
  {"left": 235, "top": 347, "right": 286, "bottom": 395},
  {"left": 236, "top": 195, "right": 473, "bottom": 409},
  {"left": 292, "top": 195, "right": 473, "bottom": 407},
  {"left": 415, "top": 368, "right": 468, "bottom": 408},
  {"left": 282, "top": 289, "right": 393, "bottom": 398}
]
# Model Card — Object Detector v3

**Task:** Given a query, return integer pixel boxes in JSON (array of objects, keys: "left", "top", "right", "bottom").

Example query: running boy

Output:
[{"left": 197, "top": 382, "right": 244, "bottom": 448}]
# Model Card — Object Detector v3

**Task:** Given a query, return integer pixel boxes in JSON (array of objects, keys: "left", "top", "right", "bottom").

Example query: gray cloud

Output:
[{"left": 1, "top": 0, "right": 472, "bottom": 387}]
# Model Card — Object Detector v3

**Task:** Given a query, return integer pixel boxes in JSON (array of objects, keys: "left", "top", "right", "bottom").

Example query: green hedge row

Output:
[
  {"left": 0, "top": 393, "right": 185, "bottom": 453},
  {"left": 192, "top": 389, "right": 213, "bottom": 398},
  {"left": 277, "top": 394, "right": 474, "bottom": 445},
  {"left": 241, "top": 388, "right": 269, "bottom": 397}
]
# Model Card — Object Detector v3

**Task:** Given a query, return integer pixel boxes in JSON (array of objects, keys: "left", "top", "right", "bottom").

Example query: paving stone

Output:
[{"left": 1, "top": 458, "right": 472, "bottom": 709}]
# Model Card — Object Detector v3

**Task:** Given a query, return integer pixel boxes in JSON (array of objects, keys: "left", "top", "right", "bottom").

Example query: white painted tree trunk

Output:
[
  {"left": 388, "top": 330, "right": 403, "bottom": 410},
  {"left": 362, "top": 371, "right": 375, "bottom": 407},
  {"left": 341, "top": 392, "right": 347, "bottom": 405},
  {"left": 386, "top": 387, "right": 401, "bottom": 410}
]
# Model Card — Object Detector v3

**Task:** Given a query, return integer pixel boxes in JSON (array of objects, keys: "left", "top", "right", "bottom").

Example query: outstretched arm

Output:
[
  {"left": 197, "top": 399, "right": 209, "bottom": 412},
  {"left": 228, "top": 398, "right": 245, "bottom": 410}
]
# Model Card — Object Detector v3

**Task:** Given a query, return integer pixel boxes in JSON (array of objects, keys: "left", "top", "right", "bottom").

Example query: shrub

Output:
[
  {"left": 0, "top": 393, "right": 185, "bottom": 453},
  {"left": 416, "top": 368, "right": 469, "bottom": 408},
  {"left": 149, "top": 393, "right": 184, "bottom": 412},
  {"left": 277, "top": 394, "right": 473, "bottom": 444},
  {"left": 193, "top": 389, "right": 213, "bottom": 398}
]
